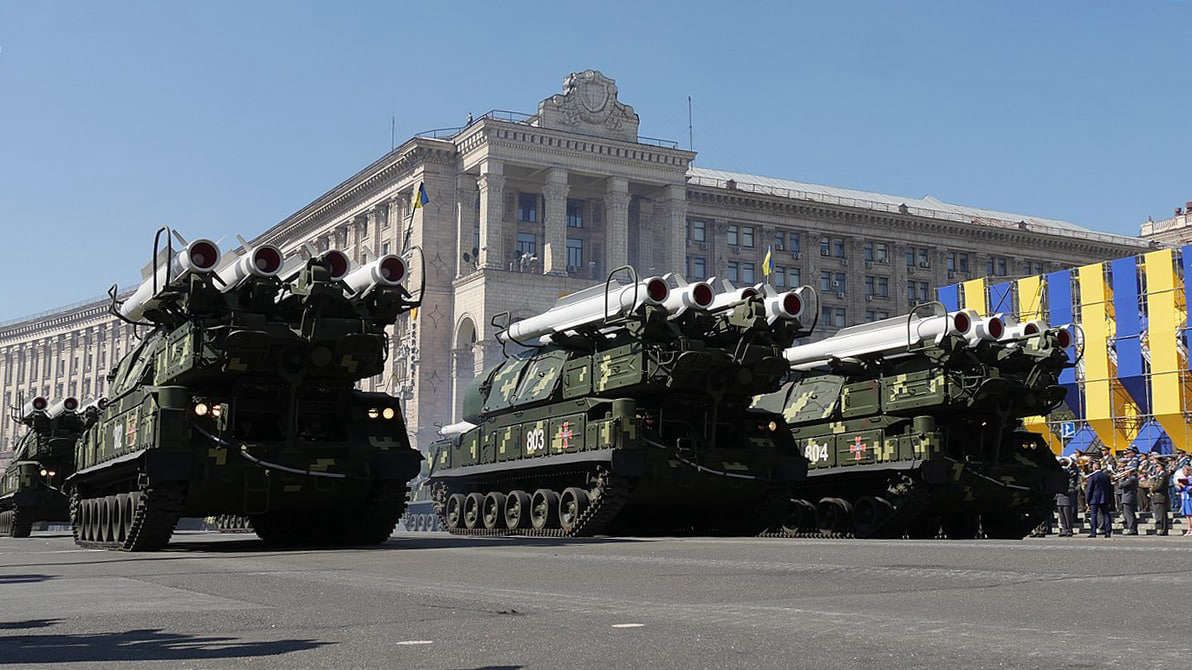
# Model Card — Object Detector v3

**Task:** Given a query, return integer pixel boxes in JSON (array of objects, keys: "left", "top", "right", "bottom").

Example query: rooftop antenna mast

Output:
[
  {"left": 391, "top": 114, "right": 397, "bottom": 151},
  {"left": 687, "top": 96, "right": 694, "bottom": 156}
]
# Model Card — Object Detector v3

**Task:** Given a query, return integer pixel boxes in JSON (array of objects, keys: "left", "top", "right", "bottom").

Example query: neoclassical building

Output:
[{"left": 0, "top": 69, "right": 1150, "bottom": 461}]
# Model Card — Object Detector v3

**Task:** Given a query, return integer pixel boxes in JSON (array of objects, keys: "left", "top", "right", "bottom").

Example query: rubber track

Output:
[
  {"left": 72, "top": 484, "right": 185, "bottom": 551},
  {"left": 435, "top": 472, "right": 635, "bottom": 538}
]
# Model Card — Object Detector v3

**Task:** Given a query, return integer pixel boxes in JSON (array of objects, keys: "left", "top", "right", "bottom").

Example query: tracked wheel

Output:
[
  {"left": 853, "top": 496, "right": 896, "bottom": 539},
  {"left": 943, "top": 512, "right": 980, "bottom": 540},
  {"left": 445, "top": 494, "right": 466, "bottom": 530},
  {"left": 482, "top": 492, "right": 507, "bottom": 530},
  {"left": 530, "top": 489, "right": 560, "bottom": 530},
  {"left": 559, "top": 488, "right": 590, "bottom": 533},
  {"left": 816, "top": 497, "right": 853, "bottom": 536},
  {"left": 463, "top": 492, "right": 485, "bottom": 529},
  {"left": 505, "top": 490, "right": 533, "bottom": 529},
  {"left": 786, "top": 499, "right": 817, "bottom": 534}
]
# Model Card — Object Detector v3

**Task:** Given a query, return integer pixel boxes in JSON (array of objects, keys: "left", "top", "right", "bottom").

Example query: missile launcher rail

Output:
[
  {"left": 67, "top": 227, "right": 424, "bottom": 551},
  {"left": 425, "top": 267, "right": 818, "bottom": 537},
  {"left": 0, "top": 396, "right": 89, "bottom": 537},
  {"left": 753, "top": 302, "right": 1076, "bottom": 539}
]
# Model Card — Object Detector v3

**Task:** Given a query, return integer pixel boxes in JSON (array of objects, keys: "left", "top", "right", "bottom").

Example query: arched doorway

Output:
[{"left": 451, "top": 317, "right": 478, "bottom": 421}]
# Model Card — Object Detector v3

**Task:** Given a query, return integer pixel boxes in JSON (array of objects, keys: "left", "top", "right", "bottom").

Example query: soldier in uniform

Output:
[
  {"left": 1145, "top": 453, "right": 1171, "bottom": 536},
  {"left": 1117, "top": 466, "right": 1139, "bottom": 535},
  {"left": 1054, "top": 457, "right": 1080, "bottom": 537}
]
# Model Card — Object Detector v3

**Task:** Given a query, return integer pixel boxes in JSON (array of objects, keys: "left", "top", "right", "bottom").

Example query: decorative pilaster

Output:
[
  {"left": 660, "top": 183, "right": 688, "bottom": 273},
  {"left": 542, "top": 168, "right": 569, "bottom": 275},
  {"left": 477, "top": 167, "right": 506, "bottom": 270},
  {"left": 456, "top": 175, "right": 479, "bottom": 277},
  {"left": 604, "top": 177, "right": 630, "bottom": 273}
]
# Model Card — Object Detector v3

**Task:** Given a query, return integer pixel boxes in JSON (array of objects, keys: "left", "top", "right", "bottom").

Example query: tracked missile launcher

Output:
[
  {"left": 426, "top": 269, "right": 817, "bottom": 536},
  {"left": 68, "top": 228, "right": 423, "bottom": 550},
  {"left": 0, "top": 397, "right": 89, "bottom": 537},
  {"left": 753, "top": 303, "right": 1073, "bottom": 539}
]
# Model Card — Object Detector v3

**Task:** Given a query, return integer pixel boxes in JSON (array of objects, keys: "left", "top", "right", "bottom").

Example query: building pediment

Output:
[{"left": 536, "top": 70, "right": 639, "bottom": 142}]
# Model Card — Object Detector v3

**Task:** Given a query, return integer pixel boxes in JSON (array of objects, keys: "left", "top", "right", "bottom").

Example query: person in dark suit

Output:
[
  {"left": 1085, "top": 460, "right": 1114, "bottom": 538},
  {"left": 1145, "top": 453, "right": 1171, "bottom": 536},
  {"left": 1118, "top": 467, "right": 1139, "bottom": 535},
  {"left": 1055, "top": 457, "right": 1079, "bottom": 537}
]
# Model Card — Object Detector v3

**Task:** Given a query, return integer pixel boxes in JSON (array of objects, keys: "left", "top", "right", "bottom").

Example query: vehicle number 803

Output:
[{"left": 525, "top": 428, "right": 546, "bottom": 453}]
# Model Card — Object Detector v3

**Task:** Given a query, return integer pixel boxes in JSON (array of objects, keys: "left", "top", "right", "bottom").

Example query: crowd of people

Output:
[{"left": 1040, "top": 446, "right": 1192, "bottom": 538}]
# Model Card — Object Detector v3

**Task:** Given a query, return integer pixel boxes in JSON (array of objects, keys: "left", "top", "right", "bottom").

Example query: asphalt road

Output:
[{"left": 1, "top": 531, "right": 1190, "bottom": 670}]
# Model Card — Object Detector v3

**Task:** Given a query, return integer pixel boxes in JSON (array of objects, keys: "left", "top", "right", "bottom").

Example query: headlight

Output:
[
  {"left": 47, "top": 471, "right": 55, "bottom": 477},
  {"left": 39, "top": 468, "right": 48, "bottom": 477},
  {"left": 767, "top": 420, "right": 779, "bottom": 432},
  {"left": 382, "top": 407, "right": 396, "bottom": 420},
  {"left": 211, "top": 404, "right": 223, "bottom": 418},
  {"left": 368, "top": 408, "right": 380, "bottom": 419},
  {"left": 194, "top": 402, "right": 209, "bottom": 417}
]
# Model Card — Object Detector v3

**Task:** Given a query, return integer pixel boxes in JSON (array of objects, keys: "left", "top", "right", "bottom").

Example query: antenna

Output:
[
  {"left": 391, "top": 114, "right": 396, "bottom": 151},
  {"left": 687, "top": 96, "right": 694, "bottom": 154}
]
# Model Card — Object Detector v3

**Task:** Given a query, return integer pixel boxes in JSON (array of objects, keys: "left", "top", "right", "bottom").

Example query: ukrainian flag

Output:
[
  {"left": 413, "top": 183, "right": 429, "bottom": 210},
  {"left": 762, "top": 245, "right": 774, "bottom": 279}
]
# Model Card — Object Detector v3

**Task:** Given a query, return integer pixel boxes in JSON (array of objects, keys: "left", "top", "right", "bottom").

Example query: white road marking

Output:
[
  {"left": 395, "top": 640, "right": 434, "bottom": 646},
  {"left": 612, "top": 623, "right": 644, "bottom": 628}
]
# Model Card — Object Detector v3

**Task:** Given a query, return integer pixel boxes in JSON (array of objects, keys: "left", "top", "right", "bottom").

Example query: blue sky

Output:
[{"left": 1, "top": 1, "right": 1189, "bottom": 319}]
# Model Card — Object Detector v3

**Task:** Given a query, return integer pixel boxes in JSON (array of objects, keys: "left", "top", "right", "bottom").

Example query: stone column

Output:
[
  {"left": 604, "top": 177, "right": 630, "bottom": 273},
  {"left": 658, "top": 183, "right": 688, "bottom": 273},
  {"left": 542, "top": 168, "right": 569, "bottom": 275},
  {"left": 368, "top": 204, "right": 385, "bottom": 258},
  {"left": 477, "top": 162, "right": 506, "bottom": 270},
  {"left": 388, "top": 197, "right": 405, "bottom": 254},
  {"left": 456, "top": 175, "right": 479, "bottom": 277}
]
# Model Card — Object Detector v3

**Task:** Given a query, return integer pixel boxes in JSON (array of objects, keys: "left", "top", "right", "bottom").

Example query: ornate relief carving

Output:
[{"left": 537, "top": 70, "right": 639, "bottom": 141}]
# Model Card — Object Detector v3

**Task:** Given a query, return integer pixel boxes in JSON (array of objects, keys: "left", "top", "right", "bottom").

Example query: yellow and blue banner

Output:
[
  {"left": 413, "top": 182, "right": 429, "bottom": 210},
  {"left": 762, "top": 245, "right": 773, "bottom": 278}
]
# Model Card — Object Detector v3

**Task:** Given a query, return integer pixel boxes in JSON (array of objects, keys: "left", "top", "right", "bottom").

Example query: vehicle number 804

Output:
[
  {"left": 525, "top": 428, "right": 546, "bottom": 453},
  {"left": 803, "top": 443, "right": 829, "bottom": 463}
]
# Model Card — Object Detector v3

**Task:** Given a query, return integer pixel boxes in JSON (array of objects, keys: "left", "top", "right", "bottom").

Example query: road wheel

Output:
[
  {"left": 816, "top": 497, "right": 853, "bottom": 536},
  {"left": 87, "top": 499, "right": 101, "bottom": 541},
  {"left": 853, "top": 496, "right": 896, "bottom": 539},
  {"left": 530, "top": 489, "right": 560, "bottom": 530},
  {"left": 559, "top": 488, "right": 590, "bottom": 533},
  {"left": 114, "top": 494, "right": 131, "bottom": 542},
  {"left": 943, "top": 512, "right": 980, "bottom": 539},
  {"left": 482, "top": 492, "right": 508, "bottom": 530},
  {"left": 906, "top": 514, "right": 941, "bottom": 539},
  {"left": 463, "top": 493, "right": 485, "bottom": 529},
  {"left": 505, "top": 490, "right": 532, "bottom": 529},
  {"left": 786, "top": 499, "right": 817, "bottom": 534},
  {"left": 445, "top": 494, "right": 466, "bottom": 530}
]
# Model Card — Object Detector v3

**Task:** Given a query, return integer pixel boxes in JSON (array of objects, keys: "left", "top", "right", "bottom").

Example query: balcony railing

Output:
[{"left": 414, "top": 109, "right": 680, "bottom": 150}]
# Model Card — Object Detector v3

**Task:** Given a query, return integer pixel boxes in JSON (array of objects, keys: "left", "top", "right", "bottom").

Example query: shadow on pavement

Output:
[
  {"left": 0, "top": 629, "right": 329, "bottom": 664},
  {"left": 0, "top": 574, "right": 55, "bottom": 584},
  {"left": 0, "top": 620, "right": 61, "bottom": 630},
  {"left": 168, "top": 533, "right": 647, "bottom": 553}
]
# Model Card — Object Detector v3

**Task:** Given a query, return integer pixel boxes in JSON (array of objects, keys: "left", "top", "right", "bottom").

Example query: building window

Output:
[
  {"left": 947, "top": 251, "right": 971, "bottom": 274},
  {"left": 864, "top": 276, "right": 889, "bottom": 298},
  {"left": 727, "top": 225, "right": 739, "bottom": 246},
  {"left": 773, "top": 232, "right": 785, "bottom": 251},
  {"left": 566, "top": 238, "right": 584, "bottom": 271},
  {"left": 689, "top": 219, "right": 707, "bottom": 242},
  {"left": 787, "top": 267, "right": 801, "bottom": 287},
  {"left": 517, "top": 193, "right": 539, "bottom": 223},
  {"left": 987, "top": 255, "right": 1008, "bottom": 276},
  {"left": 864, "top": 241, "right": 889, "bottom": 264},
  {"left": 820, "top": 271, "right": 832, "bottom": 292},
  {"left": 773, "top": 265, "right": 787, "bottom": 287},
  {"left": 727, "top": 261, "right": 740, "bottom": 283},
  {"left": 689, "top": 256, "right": 707, "bottom": 280},
  {"left": 789, "top": 233, "right": 801, "bottom": 257},
  {"left": 741, "top": 262, "right": 755, "bottom": 283},
  {"left": 382, "top": 242, "right": 390, "bottom": 255},
  {"left": 834, "top": 273, "right": 847, "bottom": 295},
  {"left": 833, "top": 239, "right": 846, "bottom": 258},
  {"left": 516, "top": 233, "right": 537, "bottom": 257},
  {"left": 820, "top": 238, "right": 831, "bottom": 257},
  {"left": 820, "top": 307, "right": 847, "bottom": 328},
  {"left": 740, "top": 226, "right": 754, "bottom": 248},
  {"left": 865, "top": 310, "right": 891, "bottom": 322},
  {"left": 566, "top": 199, "right": 584, "bottom": 228}
]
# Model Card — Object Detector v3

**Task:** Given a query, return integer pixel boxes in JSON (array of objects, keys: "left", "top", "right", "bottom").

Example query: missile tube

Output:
[
  {"left": 783, "top": 309, "right": 977, "bottom": 370},
  {"left": 120, "top": 239, "right": 222, "bottom": 321},
  {"left": 499, "top": 276, "right": 670, "bottom": 344},
  {"left": 344, "top": 255, "right": 406, "bottom": 295},
  {"left": 661, "top": 280, "right": 715, "bottom": 316},
  {"left": 21, "top": 396, "right": 48, "bottom": 418},
  {"left": 439, "top": 421, "right": 477, "bottom": 437},
  {"left": 216, "top": 244, "right": 284, "bottom": 292},
  {"left": 46, "top": 397, "right": 79, "bottom": 418}
]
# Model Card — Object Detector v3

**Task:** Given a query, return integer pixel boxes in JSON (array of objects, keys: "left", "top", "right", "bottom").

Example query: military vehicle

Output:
[
  {"left": 0, "top": 397, "right": 89, "bottom": 537},
  {"left": 400, "top": 478, "right": 442, "bottom": 532},
  {"left": 425, "top": 269, "right": 817, "bottom": 536},
  {"left": 753, "top": 303, "right": 1073, "bottom": 539},
  {"left": 68, "top": 228, "right": 423, "bottom": 550}
]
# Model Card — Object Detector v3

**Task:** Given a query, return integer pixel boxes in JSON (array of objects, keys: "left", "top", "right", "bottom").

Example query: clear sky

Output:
[{"left": 1, "top": 1, "right": 1189, "bottom": 320}]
